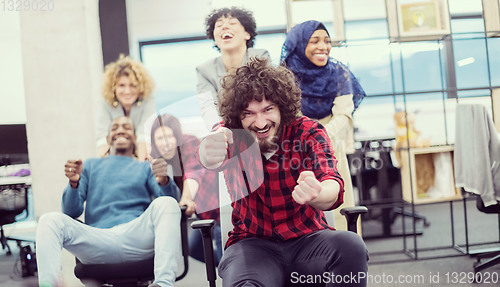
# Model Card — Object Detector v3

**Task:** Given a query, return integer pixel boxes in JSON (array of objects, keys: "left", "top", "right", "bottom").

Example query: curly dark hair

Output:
[
  {"left": 205, "top": 7, "right": 257, "bottom": 51},
  {"left": 219, "top": 57, "right": 302, "bottom": 129}
]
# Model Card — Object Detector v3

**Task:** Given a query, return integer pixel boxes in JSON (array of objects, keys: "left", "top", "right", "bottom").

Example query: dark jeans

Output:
[
  {"left": 219, "top": 230, "right": 368, "bottom": 287},
  {"left": 189, "top": 223, "right": 222, "bottom": 266}
]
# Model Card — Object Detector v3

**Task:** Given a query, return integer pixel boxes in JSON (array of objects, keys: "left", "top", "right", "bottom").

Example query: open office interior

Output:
[{"left": 2, "top": 0, "right": 500, "bottom": 286}]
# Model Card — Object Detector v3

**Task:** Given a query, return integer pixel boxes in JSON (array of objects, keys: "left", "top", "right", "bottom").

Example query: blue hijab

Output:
[{"left": 280, "top": 20, "right": 365, "bottom": 119}]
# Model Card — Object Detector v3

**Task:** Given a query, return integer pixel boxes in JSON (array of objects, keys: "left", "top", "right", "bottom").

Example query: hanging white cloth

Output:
[{"left": 454, "top": 104, "right": 500, "bottom": 206}]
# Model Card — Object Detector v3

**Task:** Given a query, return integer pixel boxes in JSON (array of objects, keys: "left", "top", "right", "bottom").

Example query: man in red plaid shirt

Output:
[{"left": 199, "top": 58, "right": 368, "bottom": 287}]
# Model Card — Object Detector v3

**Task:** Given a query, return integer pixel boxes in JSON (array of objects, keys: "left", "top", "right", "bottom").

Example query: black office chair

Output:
[
  {"left": 454, "top": 103, "right": 500, "bottom": 274},
  {"left": 349, "top": 139, "right": 429, "bottom": 239},
  {"left": 74, "top": 206, "right": 189, "bottom": 286},
  {"left": 191, "top": 206, "right": 368, "bottom": 287},
  {"left": 0, "top": 183, "right": 29, "bottom": 256},
  {"left": 465, "top": 193, "right": 500, "bottom": 273}
]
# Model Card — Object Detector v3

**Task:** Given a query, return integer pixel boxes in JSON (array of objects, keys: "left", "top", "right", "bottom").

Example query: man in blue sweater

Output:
[{"left": 36, "top": 117, "right": 181, "bottom": 287}]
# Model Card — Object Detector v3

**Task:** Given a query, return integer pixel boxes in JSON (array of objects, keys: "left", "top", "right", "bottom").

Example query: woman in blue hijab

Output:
[{"left": 281, "top": 20, "right": 366, "bottom": 232}]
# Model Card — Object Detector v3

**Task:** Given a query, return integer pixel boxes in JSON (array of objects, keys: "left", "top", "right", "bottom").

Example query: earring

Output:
[
  {"left": 112, "top": 95, "right": 118, "bottom": 107},
  {"left": 137, "top": 99, "right": 142, "bottom": 107}
]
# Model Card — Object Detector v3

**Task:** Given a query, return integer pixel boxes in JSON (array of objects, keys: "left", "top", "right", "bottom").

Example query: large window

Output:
[
  {"left": 488, "top": 38, "right": 500, "bottom": 87},
  {"left": 140, "top": 0, "right": 498, "bottom": 142},
  {"left": 141, "top": 34, "right": 286, "bottom": 116}
]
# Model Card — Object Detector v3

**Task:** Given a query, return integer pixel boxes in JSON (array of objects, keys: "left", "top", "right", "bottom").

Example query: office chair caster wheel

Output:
[{"left": 1, "top": 241, "right": 12, "bottom": 256}]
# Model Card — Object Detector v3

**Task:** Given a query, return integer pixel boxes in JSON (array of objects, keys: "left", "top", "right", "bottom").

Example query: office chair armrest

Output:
[
  {"left": 340, "top": 206, "right": 368, "bottom": 216},
  {"left": 340, "top": 206, "right": 368, "bottom": 233},
  {"left": 191, "top": 219, "right": 217, "bottom": 286},
  {"left": 191, "top": 219, "right": 216, "bottom": 230}
]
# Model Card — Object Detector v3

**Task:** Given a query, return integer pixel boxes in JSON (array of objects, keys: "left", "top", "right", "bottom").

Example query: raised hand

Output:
[
  {"left": 148, "top": 156, "right": 169, "bottom": 185},
  {"left": 292, "top": 171, "right": 321, "bottom": 205},
  {"left": 179, "top": 198, "right": 197, "bottom": 216},
  {"left": 199, "top": 127, "right": 233, "bottom": 168},
  {"left": 65, "top": 159, "right": 83, "bottom": 184}
]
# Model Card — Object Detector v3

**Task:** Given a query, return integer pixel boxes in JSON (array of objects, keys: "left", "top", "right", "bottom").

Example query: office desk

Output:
[{"left": 0, "top": 176, "right": 32, "bottom": 186}]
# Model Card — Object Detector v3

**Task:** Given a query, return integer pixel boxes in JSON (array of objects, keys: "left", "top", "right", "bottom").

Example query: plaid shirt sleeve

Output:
[
  {"left": 180, "top": 135, "right": 220, "bottom": 221},
  {"left": 302, "top": 119, "right": 345, "bottom": 210},
  {"left": 180, "top": 135, "right": 203, "bottom": 181}
]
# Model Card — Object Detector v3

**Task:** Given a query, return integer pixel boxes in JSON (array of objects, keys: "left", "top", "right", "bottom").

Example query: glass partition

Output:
[{"left": 139, "top": 0, "right": 498, "bottom": 142}]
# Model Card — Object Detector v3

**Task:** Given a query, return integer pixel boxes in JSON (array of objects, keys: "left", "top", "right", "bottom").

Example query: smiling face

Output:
[
  {"left": 107, "top": 117, "right": 136, "bottom": 156},
  {"left": 241, "top": 97, "right": 281, "bottom": 153},
  {"left": 213, "top": 15, "right": 250, "bottom": 52},
  {"left": 114, "top": 75, "right": 139, "bottom": 110},
  {"left": 154, "top": 126, "right": 177, "bottom": 160},
  {"left": 304, "top": 29, "right": 332, "bottom": 67}
]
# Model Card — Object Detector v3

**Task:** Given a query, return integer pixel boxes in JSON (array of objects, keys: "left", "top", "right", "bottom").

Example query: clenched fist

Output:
[
  {"left": 65, "top": 159, "right": 83, "bottom": 187},
  {"left": 292, "top": 171, "right": 321, "bottom": 205},
  {"left": 199, "top": 127, "right": 233, "bottom": 169},
  {"left": 149, "top": 156, "right": 170, "bottom": 185}
]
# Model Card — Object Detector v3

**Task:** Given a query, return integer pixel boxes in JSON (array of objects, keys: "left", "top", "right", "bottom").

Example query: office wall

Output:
[
  {"left": 125, "top": 0, "right": 290, "bottom": 59},
  {"left": 125, "top": 0, "right": 211, "bottom": 59},
  {"left": 19, "top": 0, "right": 103, "bottom": 216},
  {"left": 0, "top": 12, "right": 26, "bottom": 124}
]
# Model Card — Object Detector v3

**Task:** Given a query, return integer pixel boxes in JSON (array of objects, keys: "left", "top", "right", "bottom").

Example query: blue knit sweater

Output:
[{"left": 62, "top": 155, "right": 180, "bottom": 228}]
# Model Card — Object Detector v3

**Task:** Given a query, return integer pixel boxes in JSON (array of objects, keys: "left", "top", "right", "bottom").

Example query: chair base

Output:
[
  {"left": 0, "top": 226, "right": 12, "bottom": 255},
  {"left": 474, "top": 251, "right": 500, "bottom": 273}
]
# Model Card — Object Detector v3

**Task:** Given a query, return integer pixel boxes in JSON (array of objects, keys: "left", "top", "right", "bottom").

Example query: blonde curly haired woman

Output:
[{"left": 96, "top": 55, "right": 155, "bottom": 160}]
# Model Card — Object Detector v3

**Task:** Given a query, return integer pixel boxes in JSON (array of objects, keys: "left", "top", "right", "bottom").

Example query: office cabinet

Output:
[{"left": 399, "top": 145, "right": 461, "bottom": 204}]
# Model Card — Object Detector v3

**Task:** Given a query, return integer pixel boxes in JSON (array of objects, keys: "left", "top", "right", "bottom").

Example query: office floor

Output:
[{"left": 1, "top": 199, "right": 500, "bottom": 287}]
